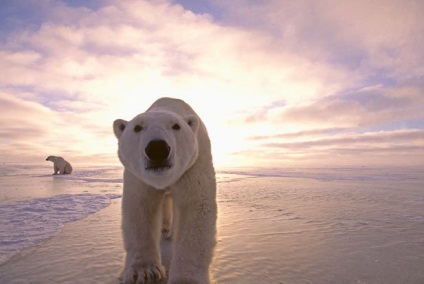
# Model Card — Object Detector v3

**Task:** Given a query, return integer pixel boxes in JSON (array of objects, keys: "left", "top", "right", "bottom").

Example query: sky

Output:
[{"left": 0, "top": 0, "right": 423, "bottom": 168}]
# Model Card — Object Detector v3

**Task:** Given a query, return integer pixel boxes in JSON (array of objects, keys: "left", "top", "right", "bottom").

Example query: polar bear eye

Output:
[
  {"left": 172, "top": 123, "right": 181, "bottom": 130},
  {"left": 134, "top": 125, "right": 143, "bottom": 133}
]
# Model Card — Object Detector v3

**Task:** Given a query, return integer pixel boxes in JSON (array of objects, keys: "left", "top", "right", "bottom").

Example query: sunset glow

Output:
[{"left": 1, "top": 0, "right": 423, "bottom": 168}]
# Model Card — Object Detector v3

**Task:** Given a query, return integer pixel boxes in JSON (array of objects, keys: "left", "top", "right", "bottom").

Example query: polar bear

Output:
[
  {"left": 45, "top": 156, "right": 73, "bottom": 174},
  {"left": 113, "top": 97, "right": 217, "bottom": 284}
]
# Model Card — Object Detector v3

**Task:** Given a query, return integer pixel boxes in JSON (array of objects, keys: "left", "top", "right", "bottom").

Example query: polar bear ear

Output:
[
  {"left": 185, "top": 115, "right": 199, "bottom": 134},
  {"left": 113, "top": 119, "right": 128, "bottom": 139}
]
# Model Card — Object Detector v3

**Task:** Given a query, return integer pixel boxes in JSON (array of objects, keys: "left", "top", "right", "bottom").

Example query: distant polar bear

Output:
[
  {"left": 46, "top": 156, "right": 73, "bottom": 175},
  {"left": 113, "top": 97, "right": 217, "bottom": 284}
]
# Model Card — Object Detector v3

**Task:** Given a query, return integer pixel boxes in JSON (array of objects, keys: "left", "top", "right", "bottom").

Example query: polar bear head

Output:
[{"left": 113, "top": 110, "right": 199, "bottom": 189}]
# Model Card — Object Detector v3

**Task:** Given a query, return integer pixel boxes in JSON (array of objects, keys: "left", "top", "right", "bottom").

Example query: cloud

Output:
[
  {"left": 1, "top": 1, "right": 351, "bottom": 161},
  {"left": 277, "top": 83, "right": 424, "bottom": 129},
  {"left": 0, "top": 90, "right": 118, "bottom": 164},
  {"left": 211, "top": 0, "right": 424, "bottom": 79},
  {"left": 197, "top": 0, "right": 424, "bottom": 146},
  {"left": 0, "top": 92, "right": 65, "bottom": 163},
  {"left": 1, "top": 0, "right": 376, "bottom": 116},
  {"left": 249, "top": 128, "right": 351, "bottom": 141},
  {"left": 0, "top": 92, "right": 53, "bottom": 140},
  {"left": 262, "top": 129, "right": 424, "bottom": 150},
  {"left": 245, "top": 100, "right": 286, "bottom": 123},
  {"left": 234, "top": 129, "right": 424, "bottom": 167},
  {"left": 237, "top": 80, "right": 424, "bottom": 137},
  {"left": 1, "top": 1, "right": 255, "bottom": 164},
  {"left": 0, "top": 0, "right": 423, "bottom": 167}
]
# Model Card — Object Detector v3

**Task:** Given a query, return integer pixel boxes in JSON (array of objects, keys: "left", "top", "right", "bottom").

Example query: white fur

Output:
[
  {"left": 113, "top": 97, "right": 217, "bottom": 284},
  {"left": 46, "top": 156, "right": 73, "bottom": 174}
]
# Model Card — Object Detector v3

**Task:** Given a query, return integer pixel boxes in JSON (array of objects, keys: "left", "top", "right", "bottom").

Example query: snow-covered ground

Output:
[{"left": 1, "top": 164, "right": 423, "bottom": 283}]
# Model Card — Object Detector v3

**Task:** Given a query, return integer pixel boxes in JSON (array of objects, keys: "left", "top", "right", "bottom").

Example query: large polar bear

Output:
[
  {"left": 45, "top": 156, "right": 73, "bottom": 174},
  {"left": 113, "top": 97, "right": 217, "bottom": 284}
]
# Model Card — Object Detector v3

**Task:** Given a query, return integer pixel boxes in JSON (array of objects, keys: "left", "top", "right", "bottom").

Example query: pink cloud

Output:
[{"left": 1, "top": 0, "right": 423, "bottom": 167}]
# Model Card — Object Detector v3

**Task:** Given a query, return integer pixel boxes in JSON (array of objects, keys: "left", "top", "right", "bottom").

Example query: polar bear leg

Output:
[
  {"left": 168, "top": 168, "right": 217, "bottom": 283},
  {"left": 53, "top": 166, "right": 59, "bottom": 175},
  {"left": 121, "top": 170, "right": 166, "bottom": 284},
  {"left": 64, "top": 163, "right": 72, "bottom": 174},
  {"left": 162, "top": 193, "right": 173, "bottom": 239}
]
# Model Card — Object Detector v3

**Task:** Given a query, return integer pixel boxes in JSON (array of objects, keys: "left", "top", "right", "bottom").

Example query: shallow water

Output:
[
  {"left": 214, "top": 173, "right": 424, "bottom": 283},
  {"left": 0, "top": 164, "right": 123, "bottom": 265},
  {"left": 0, "top": 164, "right": 423, "bottom": 283}
]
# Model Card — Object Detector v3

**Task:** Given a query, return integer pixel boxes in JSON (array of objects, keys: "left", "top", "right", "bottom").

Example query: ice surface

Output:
[
  {"left": 0, "top": 164, "right": 122, "bottom": 265},
  {"left": 1, "top": 164, "right": 424, "bottom": 283},
  {"left": 0, "top": 193, "right": 120, "bottom": 264},
  {"left": 218, "top": 166, "right": 417, "bottom": 181}
]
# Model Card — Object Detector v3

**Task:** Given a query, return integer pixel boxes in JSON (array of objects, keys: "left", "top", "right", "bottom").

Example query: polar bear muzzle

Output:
[{"left": 145, "top": 139, "right": 172, "bottom": 171}]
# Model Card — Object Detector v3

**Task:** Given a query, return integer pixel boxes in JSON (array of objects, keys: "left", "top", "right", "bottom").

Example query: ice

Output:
[
  {"left": 218, "top": 166, "right": 416, "bottom": 181},
  {"left": 0, "top": 193, "right": 120, "bottom": 264},
  {"left": 1, "top": 163, "right": 424, "bottom": 283},
  {"left": 0, "top": 164, "right": 123, "bottom": 265}
]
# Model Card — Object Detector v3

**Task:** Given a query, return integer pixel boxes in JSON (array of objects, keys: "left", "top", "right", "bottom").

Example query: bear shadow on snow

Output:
[{"left": 113, "top": 97, "right": 217, "bottom": 284}]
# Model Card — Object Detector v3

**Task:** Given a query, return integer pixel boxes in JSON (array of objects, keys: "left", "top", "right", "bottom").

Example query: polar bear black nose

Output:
[{"left": 145, "top": 140, "right": 170, "bottom": 161}]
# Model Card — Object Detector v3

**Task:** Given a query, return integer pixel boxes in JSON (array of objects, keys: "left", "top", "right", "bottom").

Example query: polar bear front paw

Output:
[{"left": 122, "top": 263, "right": 166, "bottom": 284}]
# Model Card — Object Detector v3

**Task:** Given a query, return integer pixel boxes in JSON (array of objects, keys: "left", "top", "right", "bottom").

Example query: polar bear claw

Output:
[{"left": 122, "top": 263, "right": 166, "bottom": 284}]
